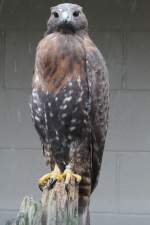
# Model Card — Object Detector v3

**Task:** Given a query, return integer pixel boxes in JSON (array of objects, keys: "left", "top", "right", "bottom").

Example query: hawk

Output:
[{"left": 31, "top": 3, "right": 109, "bottom": 224}]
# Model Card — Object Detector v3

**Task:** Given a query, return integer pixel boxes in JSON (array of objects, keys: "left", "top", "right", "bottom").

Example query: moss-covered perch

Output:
[{"left": 6, "top": 179, "right": 79, "bottom": 225}]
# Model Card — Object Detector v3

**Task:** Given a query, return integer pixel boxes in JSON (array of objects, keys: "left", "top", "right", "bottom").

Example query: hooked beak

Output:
[
  {"left": 61, "top": 11, "right": 72, "bottom": 23},
  {"left": 58, "top": 11, "right": 75, "bottom": 33}
]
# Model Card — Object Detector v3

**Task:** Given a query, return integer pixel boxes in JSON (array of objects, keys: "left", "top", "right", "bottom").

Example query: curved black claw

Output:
[
  {"left": 47, "top": 178, "right": 57, "bottom": 190},
  {"left": 38, "top": 183, "right": 44, "bottom": 192},
  {"left": 65, "top": 183, "right": 69, "bottom": 193}
]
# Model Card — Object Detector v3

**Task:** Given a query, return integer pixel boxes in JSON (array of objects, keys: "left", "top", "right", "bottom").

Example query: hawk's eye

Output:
[
  {"left": 73, "top": 11, "right": 80, "bottom": 17},
  {"left": 53, "top": 12, "right": 59, "bottom": 18}
]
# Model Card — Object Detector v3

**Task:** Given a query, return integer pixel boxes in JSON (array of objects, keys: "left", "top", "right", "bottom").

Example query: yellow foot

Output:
[
  {"left": 57, "top": 167, "right": 82, "bottom": 185},
  {"left": 38, "top": 164, "right": 60, "bottom": 191}
]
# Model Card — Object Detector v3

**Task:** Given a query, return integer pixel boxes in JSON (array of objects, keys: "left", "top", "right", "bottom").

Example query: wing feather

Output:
[{"left": 85, "top": 38, "right": 110, "bottom": 192}]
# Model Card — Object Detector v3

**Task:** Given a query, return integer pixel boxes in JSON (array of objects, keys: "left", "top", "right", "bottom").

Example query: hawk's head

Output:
[{"left": 46, "top": 3, "right": 88, "bottom": 34}]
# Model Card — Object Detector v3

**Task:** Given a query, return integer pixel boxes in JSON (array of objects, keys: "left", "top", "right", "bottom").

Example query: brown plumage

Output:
[{"left": 31, "top": 3, "right": 109, "bottom": 225}]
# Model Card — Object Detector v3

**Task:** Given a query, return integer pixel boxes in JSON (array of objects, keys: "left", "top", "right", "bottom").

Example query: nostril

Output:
[
  {"left": 73, "top": 11, "right": 80, "bottom": 17},
  {"left": 53, "top": 12, "right": 59, "bottom": 18}
]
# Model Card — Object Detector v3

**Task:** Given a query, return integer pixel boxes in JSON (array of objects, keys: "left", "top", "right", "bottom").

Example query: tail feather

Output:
[
  {"left": 78, "top": 174, "right": 91, "bottom": 225},
  {"left": 78, "top": 207, "right": 90, "bottom": 225}
]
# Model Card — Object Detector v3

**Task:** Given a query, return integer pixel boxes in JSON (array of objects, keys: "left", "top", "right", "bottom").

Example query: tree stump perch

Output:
[{"left": 6, "top": 179, "right": 79, "bottom": 225}]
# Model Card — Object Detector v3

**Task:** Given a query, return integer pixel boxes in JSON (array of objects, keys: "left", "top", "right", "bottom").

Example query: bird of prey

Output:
[{"left": 31, "top": 3, "right": 109, "bottom": 224}]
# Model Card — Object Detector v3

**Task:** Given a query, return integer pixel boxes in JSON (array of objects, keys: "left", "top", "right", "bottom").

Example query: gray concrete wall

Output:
[{"left": 0, "top": 0, "right": 150, "bottom": 224}]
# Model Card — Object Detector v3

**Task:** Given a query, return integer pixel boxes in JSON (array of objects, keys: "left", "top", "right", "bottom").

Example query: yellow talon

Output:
[
  {"left": 38, "top": 164, "right": 82, "bottom": 190},
  {"left": 38, "top": 173, "right": 51, "bottom": 187},
  {"left": 57, "top": 168, "right": 82, "bottom": 184},
  {"left": 38, "top": 164, "right": 60, "bottom": 191}
]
